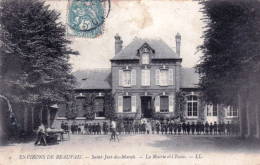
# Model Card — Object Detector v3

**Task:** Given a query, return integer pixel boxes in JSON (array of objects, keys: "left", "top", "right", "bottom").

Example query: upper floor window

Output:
[
  {"left": 142, "top": 69, "right": 150, "bottom": 86},
  {"left": 142, "top": 53, "right": 149, "bottom": 64},
  {"left": 123, "top": 70, "right": 131, "bottom": 87},
  {"left": 227, "top": 106, "right": 238, "bottom": 117},
  {"left": 155, "top": 69, "right": 173, "bottom": 86},
  {"left": 119, "top": 69, "right": 136, "bottom": 87},
  {"left": 187, "top": 95, "right": 198, "bottom": 117}
]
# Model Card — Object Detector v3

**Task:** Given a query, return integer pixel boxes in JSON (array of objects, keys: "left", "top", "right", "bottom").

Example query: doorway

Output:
[{"left": 141, "top": 96, "right": 152, "bottom": 118}]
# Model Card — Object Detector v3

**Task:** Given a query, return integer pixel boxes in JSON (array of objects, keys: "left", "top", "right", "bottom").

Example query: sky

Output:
[{"left": 46, "top": 0, "right": 205, "bottom": 71}]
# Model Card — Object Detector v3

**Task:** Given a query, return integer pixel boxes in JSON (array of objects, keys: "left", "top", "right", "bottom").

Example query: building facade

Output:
[{"left": 51, "top": 33, "right": 239, "bottom": 128}]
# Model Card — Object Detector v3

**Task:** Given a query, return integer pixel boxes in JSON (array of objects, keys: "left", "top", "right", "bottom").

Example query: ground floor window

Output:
[
  {"left": 160, "top": 96, "right": 169, "bottom": 112},
  {"left": 75, "top": 97, "right": 86, "bottom": 117},
  {"left": 95, "top": 97, "right": 104, "bottom": 117},
  {"left": 227, "top": 106, "right": 238, "bottom": 117},
  {"left": 187, "top": 95, "right": 198, "bottom": 116},
  {"left": 123, "top": 96, "right": 131, "bottom": 112},
  {"left": 207, "top": 103, "right": 218, "bottom": 116}
]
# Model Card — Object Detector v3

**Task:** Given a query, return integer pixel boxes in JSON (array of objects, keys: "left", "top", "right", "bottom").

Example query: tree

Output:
[
  {"left": 196, "top": 1, "right": 260, "bottom": 138},
  {"left": 104, "top": 91, "right": 116, "bottom": 121},
  {"left": 0, "top": 0, "right": 79, "bottom": 132}
]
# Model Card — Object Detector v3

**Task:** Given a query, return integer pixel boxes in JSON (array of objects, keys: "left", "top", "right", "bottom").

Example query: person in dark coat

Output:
[
  {"left": 226, "top": 121, "right": 231, "bottom": 135},
  {"left": 161, "top": 123, "right": 164, "bottom": 134},
  {"left": 169, "top": 121, "right": 173, "bottom": 134},
  {"left": 191, "top": 122, "right": 195, "bottom": 135},
  {"left": 61, "top": 121, "right": 65, "bottom": 130},
  {"left": 177, "top": 123, "right": 182, "bottom": 135},
  {"left": 186, "top": 122, "right": 191, "bottom": 135},
  {"left": 205, "top": 121, "right": 209, "bottom": 135},
  {"left": 209, "top": 123, "right": 214, "bottom": 135},
  {"left": 97, "top": 123, "right": 101, "bottom": 134},
  {"left": 218, "top": 122, "right": 222, "bottom": 135},
  {"left": 173, "top": 122, "right": 178, "bottom": 135},
  {"left": 213, "top": 122, "right": 218, "bottom": 135},
  {"left": 222, "top": 122, "right": 226, "bottom": 135},
  {"left": 195, "top": 122, "right": 200, "bottom": 135},
  {"left": 164, "top": 123, "right": 168, "bottom": 134},
  {"left": 134, "top": 122, "right": 139, "bottom": 134},
  {"left": 182, "top": 122, "right": 187, "bottom": 134},
  {"left": 200, "top": 122, "right": 204, "bottom": 135}
]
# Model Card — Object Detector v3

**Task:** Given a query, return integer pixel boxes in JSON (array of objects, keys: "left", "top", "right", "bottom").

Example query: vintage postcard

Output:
[{"left": 0, "top": 0, "right": 259, "bottom": 165}]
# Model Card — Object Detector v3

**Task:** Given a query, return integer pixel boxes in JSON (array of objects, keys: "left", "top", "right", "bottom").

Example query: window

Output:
[
  {"left": 160, "top": 70, "right": 168, "bottom": 86},
  {"left": 142, "top": 70, "right": 150, "bottom": 86},
  {"left": 123, "top": 96, "right": 131, "bottom": 112},
  {"left": 75, "top": 97, "right": 86, "bottom": 117},
  {"left": 142, "top": 53, "right": 149, "bottom": 64},
  {"left": 227, "top": 106, "right": 238, "bottom": 117},
  {"left": 160, "top": 96, "right": 169, "bottom": 112},
  {"left": 187, "top": 95, "right": 198, "bottom": 117},
  {"left": 213, "top": 104, "right": 218, "bottom": 116},
  {"left": 119, "top": 70, "right": 136, "bottom": 87},
  {"left": 95, "top": 97, "right": 104, "bottom": 117},
  {"left": 123, "top": 71, "right": 131, "bottom": 86},
  {"left": 156, "top": 69, "right": 174, "bottom": 86},
  {"left": 207, "top": 103, "right": 217, "bottom": 116}
]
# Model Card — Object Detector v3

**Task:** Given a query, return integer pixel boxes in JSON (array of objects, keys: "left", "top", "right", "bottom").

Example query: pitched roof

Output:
[
  {"left": 111, "top": 38, "right": 181, "bottom": 60},
  {"left": 73, "top": 69, "right": 112, "bottom": 90},
  {"left": 181, "top": 67, "right": 200, "bottom": 88}
]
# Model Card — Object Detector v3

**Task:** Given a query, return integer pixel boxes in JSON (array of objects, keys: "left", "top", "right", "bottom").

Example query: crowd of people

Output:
[{"left": 60, "top": 120, "right": 240, "bottom": 136}]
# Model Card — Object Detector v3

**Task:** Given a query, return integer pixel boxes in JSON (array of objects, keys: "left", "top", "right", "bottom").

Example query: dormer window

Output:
[{"left": 142, "top": 53, "right": 149, "bottom": 64}]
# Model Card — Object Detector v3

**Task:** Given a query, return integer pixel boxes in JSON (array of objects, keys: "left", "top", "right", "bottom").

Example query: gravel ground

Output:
[{"left": 0, "top": 133, "right": 259, "bottom": 165}]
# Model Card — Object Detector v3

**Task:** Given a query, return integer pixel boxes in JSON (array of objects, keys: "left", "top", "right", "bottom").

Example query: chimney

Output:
[
  {"left": 114, "top": 33, "right": 123, "bottom": 55},
  {"left": 175, "top": 32, "right": 181, "bottom": 56}
]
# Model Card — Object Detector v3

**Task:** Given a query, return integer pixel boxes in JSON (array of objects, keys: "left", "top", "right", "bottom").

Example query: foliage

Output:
[
  {"left": 198, "top": 100, "right": 205, "bottom": 122},
  {"left": 83, "top": 93, "right": 96, "bottom": 120},
  {"left": 175, "top": 91, "right": 186, "bottom": 120},
  {"left": 196, "top": 1, "right": 260, "bottom": 106},
  {"left": 65, "top": 100, "right": 78, "bottom": 120},
  {"left": 103, "top": 91, "right": 116, "bottom": 121},
  {"left": 0, "top": 0, "right": 79, "bottom": 107}
]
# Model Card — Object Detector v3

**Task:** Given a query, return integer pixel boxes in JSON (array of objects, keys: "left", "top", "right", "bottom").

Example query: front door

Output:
[{"left": 141, "top": 96, "right": 152, "bottom": 118}]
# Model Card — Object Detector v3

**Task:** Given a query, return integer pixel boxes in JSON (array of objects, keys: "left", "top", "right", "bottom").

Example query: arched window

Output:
[{"left": 187, "top": 95, "right": 198, "bottom": 116}]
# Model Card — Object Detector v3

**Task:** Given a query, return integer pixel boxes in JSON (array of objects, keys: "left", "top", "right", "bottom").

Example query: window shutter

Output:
[
  {"left": 169, "top": 95, "right": 174, "bottom": 112},
  {"left": 131, "top": 70, "right": 136, "bottom": 85},
  {"left": 119, "top": 70, "right": 123, "bottom": 86},
  {"left": 141, "top": 70, "right": 145, "bottom": 86},
  {"left": 146, "top": 70, "right": 150, "bottom": 86},
  {"left": 118, "top": 96, "right": 123, "bottom": 112},
  {"left": 168, "top": 69, "right": 173, "bottom": 85},
  {"left": 155, "top": 96, "right": 160, "bottom": 112},
  {"left": 156, "top": 69, "right": 160, "bottom": 85},
  {"left": 131, "top": 96, "right": 136, "bottom": 112}
]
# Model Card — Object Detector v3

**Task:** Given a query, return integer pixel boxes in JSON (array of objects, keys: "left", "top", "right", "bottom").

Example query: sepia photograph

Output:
[{"left": 0, "top": 0, "right": 259, "bottom": 164}]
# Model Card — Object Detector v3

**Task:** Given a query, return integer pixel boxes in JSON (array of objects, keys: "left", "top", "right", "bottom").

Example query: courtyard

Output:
[{"left": 0, "top": 134, "right": 259, "bottom": 165}]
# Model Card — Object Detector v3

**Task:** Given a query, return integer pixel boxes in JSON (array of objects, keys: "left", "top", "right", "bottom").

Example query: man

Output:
[
  {"left": 35, "top": 123, "right": 47, "bottom": 146},
  {"left": 209, "top": 123, "right": 214, "bottom": 135},
  {"left": 182, "top": 122, "right": 187, "bottom": 134},
  {"left": 173, "top": 122, "right": 178, "bottom": 135},
  {"left": 195, "top": 122, "right": 200, "bottom": 135},
  {"left": 61, "top": 121, "right": 65, "bottom": 130},
  {"left": 226, "top": 121, "right": 231, "bottom": 135},
  {"left": 177, "top": 123, "right": 182, "bottom": 135},
  {"left": 110, "top": 120, "right": 119, "bottom": 142},
  {"left": 205, "top": 121, "right": 209, "bottom": 135},
  {"left": 169, "top": 121, "right": 173, "bottom": 134},
  {"left": 164, "top": 122, "right": 168, "bottom": 134},
  {"left": 186, "top": 122, "right": 191, "bottom": 135},
  {"left": 213, "top": 122, "right": 218, "bottom": 135},
  {"left": 155, "top": 121, "right": 160, "bottom": 134},
  {"left": 191, "top": 122, "right": 195, "bottom": 135}
]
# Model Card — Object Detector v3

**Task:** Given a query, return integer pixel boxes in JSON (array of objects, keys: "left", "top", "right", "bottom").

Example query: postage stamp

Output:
[{"left": 67, "top": 0, "right": 105, "bottom": 38}]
